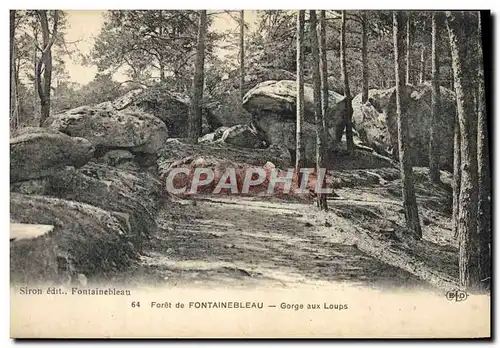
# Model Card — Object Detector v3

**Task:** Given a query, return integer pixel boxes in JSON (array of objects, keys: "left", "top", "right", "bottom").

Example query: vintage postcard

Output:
[{"left": 9, "top": 9, "right": 491, "bottom": 338}]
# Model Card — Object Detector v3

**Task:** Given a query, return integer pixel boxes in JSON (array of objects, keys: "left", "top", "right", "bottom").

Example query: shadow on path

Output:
[{"left": 117, "top": 196, "right": 431, "bottom": 291}]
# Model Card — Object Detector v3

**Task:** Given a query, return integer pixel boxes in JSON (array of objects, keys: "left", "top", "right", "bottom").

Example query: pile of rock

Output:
[
  {"left": 242, "top": 80, "right": 348, "bottom": 164},
  {"left": 10, "top": 119, "right": 162, "bottom": 283},
  {"left": 351, "top": 83, "right": 456, "bottom": 170},
  {"left": 43, "top": 103, "right": 169, "bottom": 172}
]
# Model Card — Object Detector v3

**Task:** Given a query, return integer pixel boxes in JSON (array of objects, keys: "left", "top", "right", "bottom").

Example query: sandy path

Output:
[{"left": 119, "top": 194, "right": 431, "bottom": 291}]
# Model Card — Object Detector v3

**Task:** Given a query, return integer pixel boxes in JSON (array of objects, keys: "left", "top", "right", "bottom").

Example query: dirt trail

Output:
[{"left": 117, "top": 193, "right": 434, "bottom": 291}]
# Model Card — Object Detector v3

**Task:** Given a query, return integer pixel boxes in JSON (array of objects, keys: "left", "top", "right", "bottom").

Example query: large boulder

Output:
[
  {"left": 113, "top": 86, "right": 220, "bottom": 137},
  {"left": 242, "top": 80, "right": 347, "bottom": 132},
  {"left": 242, "top": 80, "right": 348, "bottom": 156},
  {"left": 10, "top": 193, "right": 137, "bottom": 281},
  {"left": 255, "top": 117, "right": 317, "bottom": 166},
  {"left": 206, "top": 68, "right": 297, "bottom": 127},
  {"left": 220, "top": 124, "right": 269, "bottom": 149},
  {"left": 43, "top": 104, "right": 168, "bottom": 154},
  {"left": 44, "top": 163, "right": 161, "bottom": 241},
  {"left": 352, "top": 84, "right": 455, "bottom": 169},
  {"left": 253, "top": 117, "right": 382, "bottom": 169},
  {"left": 10, "top": 127, "right": 94, "bottom": 183}
]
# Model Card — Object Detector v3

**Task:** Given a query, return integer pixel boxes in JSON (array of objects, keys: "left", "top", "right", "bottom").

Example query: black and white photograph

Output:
[{"left": 8, "top": 8, "right": 492, "bottom": 338}]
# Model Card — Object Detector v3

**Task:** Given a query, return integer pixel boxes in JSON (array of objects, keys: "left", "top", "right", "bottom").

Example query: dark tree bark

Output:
[
  {"left": 36, "top": 10, "right": 59, "bottom": 126},
  {"left": 419, "top": 46, "right": 425, "bottom": 84},
  {"left": 476, "top": 11, "right": 491, "bottom": 289},
  {"left": 10, "top": 11, "right": 15, "bottom": 112},
  {"left": 429, "top": 12, "right": 441, "bottom": 183},
  {"left": 310, "top": 10, "right": 327, "bottom": 211},
  {"left": 418, "top": 17, "right": 427, "bottom": 84},
  {"left": 159, "top": 62, "right": 165, "bottom": 82},
  {"left": 452, "top": 114, "right": 461, "bottom": 239},
  {"left": 361, "top": 11, "right": 369, "bottom": 103},
  {"left": 10, "top": 10, "right": 18, "bottom": 129},
  {"left": 158, "top": 11, "right": 165, "bottom": 82},
  {"left": 32, "top": 27, "right": 39, "bottom": 121},
  {"left": 393, "top": 11, "right": 422, "bottom": 239},
  {"left": 188, "top": 10, "right": 207, "bottom": 141},
  {"left": 319, "top": 10, "right": 329, "bottom": 146},
  {"left": 446, "top": 11, "right": 480, "bottom": 290},
  {"left": 340, "top": 10, "right": 354, "bottom": 154},
  {"left": 295, "top": 10, "right": 306, "bottom": 174},
  {"left": 240, "top": 10, "right": 245, "bottom": 102},
  {"left": 13, "top": 54, "right": 21, "bottom": 128},
  {"left": 405, "top": 12, "right": 412, "bottom": 85},
  {"left": 157, "top": 64, "right": 165, "bottom": 83}
]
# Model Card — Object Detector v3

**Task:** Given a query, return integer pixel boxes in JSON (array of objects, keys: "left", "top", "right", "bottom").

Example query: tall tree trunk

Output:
[
  {"left": 239, "top": 10, "right": 245, "bottom": 102},
  {"left": 429, "top": 12, "right": 441, "bottom": 183},
  {"left": 452, "top": 115, "right": 461, "bottom": 239},
  {"left": 476, "top": 11, "right": 490, "bottom": 289},
  {"left": 14, "top": 55, "right": 21, "bottom": 128},
  {"left": 405, "top": 12, "right": 412, "bottom": 85},
  {"left": 11, "top": 55, "right": 19, "bottom": 130},
  {"left": 419, "top": 46, "right": 425, "bottom": 83},
  {"left": 318, "top": 10, "right": 332, "bottom": 202},
  {"left": 446, "top": 11, "right": 480, "bottom": 290},
  {"left": 10, "top": 10, "right": 16, "bottom": 127},
  {"left": 33, "top": 35, "right": 39, "bottom": 122},
  {"left": 158, "top": 11, "right": 165, "bottom": 82},
  {"left": 361, "top": 11, "right": 369, "bottom": 103},
  {"left": 310, "top": 10, "right": 327, "bottom": 211},
  {"left": 41, "top": 49, "right": 53, "bottom": 123},
  {"left": 36, "top": 10, "right": 59, "bottom": 126},
  {"left": 393, "top": 11, "right": 422, "bottom": 239},
  {"left": 188, "top": 10, "right": 207, "bottom": 141},
  {"left": 295, "top": 10, "right": 306, "bottom": 174},
  {"left": 159, "top": 61, "right": 165, "bottom": 82},
  {"left": 418, "top": 17, "right": 427, "bottom": 84},
  {"left": 319, "top": 10, "right": 329, "bottom": 147},
  {"left": 10, "top": 10, "right": 19, "bottom": 130},
  {"left": 340, "top": 10, "right": 354, "bottom": 154}
]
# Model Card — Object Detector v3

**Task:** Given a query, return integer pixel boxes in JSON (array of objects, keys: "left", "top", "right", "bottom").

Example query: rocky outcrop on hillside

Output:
[
  {"left": 11, "top": 120, "right": 163, "bottom": 283},
  {"left": 10, "top": 127, "right": 94, "bottom": 183},
  {"left": 241, "top": 80, "right": 348, "bottom": 162},
  {"left": 44, "top": 104, "right": 169, "bottom": 154},
  {"left": 11, "top": 193, "right": 137, "bottom": 282},
  {"left": 351, "top": 84, "right": 456, "bottom": 169},
  {"left": 242, "top": 80, "right": 347, "bottom": 132},
  {"left": 48, "top": 163, "right": 161, "bottom": 242}
]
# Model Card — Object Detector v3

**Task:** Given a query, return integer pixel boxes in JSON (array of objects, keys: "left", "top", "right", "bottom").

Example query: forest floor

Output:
[{"left": 112, "top": 167, "right": 459, "bottom": 293}]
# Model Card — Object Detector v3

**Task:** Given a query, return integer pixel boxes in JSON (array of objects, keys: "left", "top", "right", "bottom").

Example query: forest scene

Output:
[{"left": 10, "top": 10, "right": 491, "bottom": 294}]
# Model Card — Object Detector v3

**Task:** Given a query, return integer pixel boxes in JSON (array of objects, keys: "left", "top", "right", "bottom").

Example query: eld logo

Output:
[{"left": 445, "top": 290, "right": 469, "bottom": 302}]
